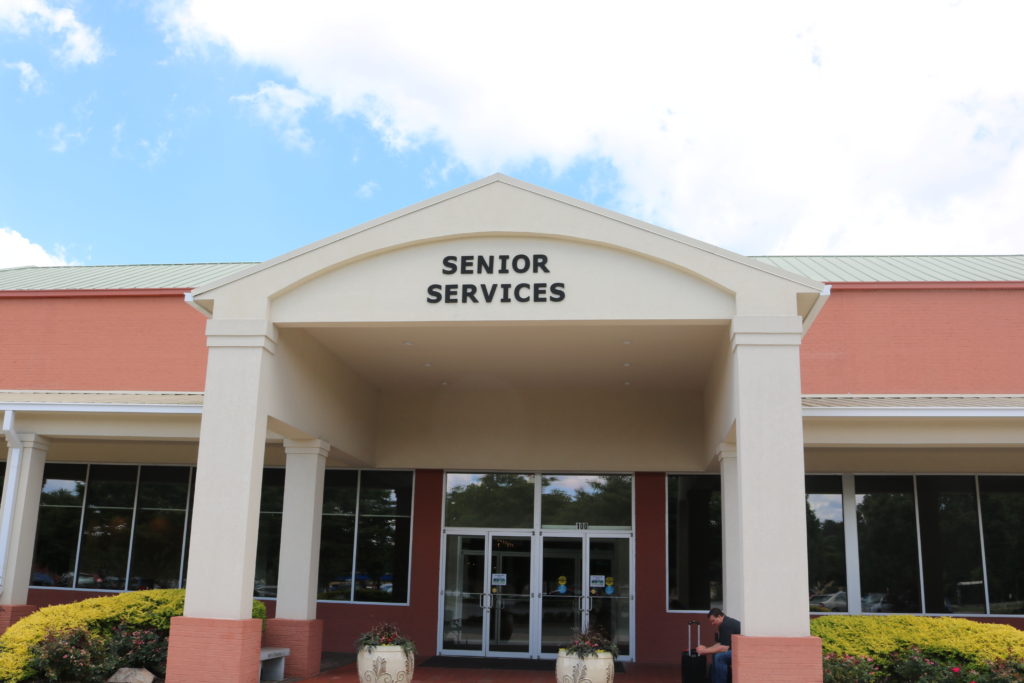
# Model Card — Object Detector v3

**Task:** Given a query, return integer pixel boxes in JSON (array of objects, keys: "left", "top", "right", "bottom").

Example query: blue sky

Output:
[{"left": 3, "top": 1, "right": 1023, "bottom": 268}]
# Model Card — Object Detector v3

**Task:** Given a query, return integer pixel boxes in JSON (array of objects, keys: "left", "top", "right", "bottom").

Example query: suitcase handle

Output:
[{"left": 687, "top": 619, "right": 701, "bottom": 651}]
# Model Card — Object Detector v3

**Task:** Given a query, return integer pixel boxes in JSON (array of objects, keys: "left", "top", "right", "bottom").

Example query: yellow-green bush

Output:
[
  {"left": 812, "top": 615, "right": 1024, "bottom": 665},
  {"left": 0, "top": 590, "right": 266, "bottom": 682}
]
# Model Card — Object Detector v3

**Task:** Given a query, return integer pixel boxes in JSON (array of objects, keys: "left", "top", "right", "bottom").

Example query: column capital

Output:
[
  {"left": 282, "top": 439, "right": 330, "bottom": 459},
  {"left": 15, "top": 434, "right": 50, "bottom": 453},
  {"left": 731, "top": 315, "right": 803, "bottom": 349},
  {"left": 715, "top": 442, "right": 736, "bottom": 462},
  {"left": 205, "top": 318, "right": 277, "bottom": 353}
]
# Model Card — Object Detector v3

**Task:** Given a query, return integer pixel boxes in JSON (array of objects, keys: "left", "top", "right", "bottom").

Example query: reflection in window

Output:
[
  {"left": 541, "top": 474, "right": 632, "bottom": 529},
  {"left": 254, "top": 469, "right": 284, "bottom": 598},
  {"left": 32, "top": 464, "right": 88, "bottom": 588},
  {"left": 806, "top": 476, "right": 847, "bottom": 613},
  {"left": 917, "top": 476, "right": 985, "bottom": 614},
  {"left": 856, "top": 476, "right": 921, "bottom": 613},
  {"left": 667, "top": 475, "right": 721, "bottom": 610},
  {"left": 980, "top": 477, "right": 1024, "bottom": 614},
  {"left": 445, "top": 473, "right": 534, "bottom": 528},
  {"left": 316, "top": 470, "right": 414, "bottom": 603},
  {"left": 77, "top": 466, "right": 136, "bottom": 591},
  {"left": 31, "top": 464, "right": 192, "bottom": 592},
  {"left": 129, "top": 467, "right": 189, "bottom": 590}
]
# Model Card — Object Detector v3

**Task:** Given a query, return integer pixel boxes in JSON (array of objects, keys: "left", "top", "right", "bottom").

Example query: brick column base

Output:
[
  {"left": 0, "top": 605, "right": 37, "bottom": 635},
  {"left": 166, "top": 616, "right": 263, "bottom": 683},
  {"left": 264, "top": 618, "right": 324, "bottom": 678},
  {"left": 733, "top": 635, "right": 823, "bottom": 683}
]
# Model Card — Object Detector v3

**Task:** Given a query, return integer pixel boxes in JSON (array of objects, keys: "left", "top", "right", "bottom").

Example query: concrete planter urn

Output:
[
  {"left": 555, "top": 648, "right": 615, "bottom": 683},
  {"left": 356, "top": 644, "right": 415, "bottom": 682},
  {"left": 355, "top": 623, "right": 416, "bottom": 682}
]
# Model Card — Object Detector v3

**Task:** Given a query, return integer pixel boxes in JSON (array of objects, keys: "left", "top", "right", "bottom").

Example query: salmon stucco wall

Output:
[
  {"left": 0, "top": 292, "right": 208, "bottom": 391},
  {"left": 801, "top": 286, "right": 1024, "bottom": 395}
]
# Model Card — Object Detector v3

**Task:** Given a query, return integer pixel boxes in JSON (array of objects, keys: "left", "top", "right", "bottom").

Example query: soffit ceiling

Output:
[{"left": 302, "top": 322, "right": 728, "bottom": 391}]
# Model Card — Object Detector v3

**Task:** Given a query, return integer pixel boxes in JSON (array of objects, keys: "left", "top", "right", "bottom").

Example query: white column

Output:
[
  {"left": 0, "top": 434, "right": 48, "bottom": 605},
  {"left": 183, "top": 319, "right": 276, "bottom": 620},
  {"left": 717, "top": 443, "right": 743, "bottom": 620},
  {"left": 731, "top": 315, "right": 810, "bottom": 637},
  {"left": 275, "top": 439, "right": 329, "bottom": 620}
]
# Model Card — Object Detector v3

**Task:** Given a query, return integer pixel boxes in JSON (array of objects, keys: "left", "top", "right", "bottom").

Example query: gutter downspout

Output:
[{"left": 0, "top": 410, "right": 23, "bottom": 593}]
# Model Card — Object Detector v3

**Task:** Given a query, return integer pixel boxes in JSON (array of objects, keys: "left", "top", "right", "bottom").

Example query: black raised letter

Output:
[
  {"left": 426, "top": 284, "right": 442, "bottom": 303},
  {"left": 442, "top": 256, "right": 458, "bottom": 275},
  {"left": 550, "top": 283, "right": 566, "bottom": 302}
]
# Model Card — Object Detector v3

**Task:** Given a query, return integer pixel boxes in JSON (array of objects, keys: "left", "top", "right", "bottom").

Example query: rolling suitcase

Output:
[{"left": 681, "top": 620, "right": 707, "bottom": 682}]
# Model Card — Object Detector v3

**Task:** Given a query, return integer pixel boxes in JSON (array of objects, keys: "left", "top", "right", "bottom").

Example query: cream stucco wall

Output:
[{"left": 373, "top": 386, "right": 705, "bottom": 471}]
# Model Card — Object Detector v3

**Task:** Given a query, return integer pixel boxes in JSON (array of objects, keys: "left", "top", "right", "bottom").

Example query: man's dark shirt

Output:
[{"left": 717, "top": 616, "right": 741, "bottom": 649}]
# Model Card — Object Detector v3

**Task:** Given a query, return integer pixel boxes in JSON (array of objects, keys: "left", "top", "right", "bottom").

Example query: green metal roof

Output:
[
  {"left": 1, "top": 255, "right": 1022, "bottom": 291},
  {"left": 0, "top": 263, "right": 257, "bottom": 290},
  {"left": 751, "top": 255, "right": 1024, "bottom": 282}
]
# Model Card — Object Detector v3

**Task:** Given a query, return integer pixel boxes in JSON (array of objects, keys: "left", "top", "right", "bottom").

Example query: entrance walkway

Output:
[{"left": 298, "top": 661, "right": 679, "bottom": 682}]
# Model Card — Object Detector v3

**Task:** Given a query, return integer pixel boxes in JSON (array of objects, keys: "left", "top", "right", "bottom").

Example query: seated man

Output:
[{"left": 695, "top": 608, "right": 741, "bottom": 683}]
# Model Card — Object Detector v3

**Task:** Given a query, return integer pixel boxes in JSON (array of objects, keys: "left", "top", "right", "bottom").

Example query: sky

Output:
[{"left": 2, "top": 0, "right": 1023, "bottom": 269}]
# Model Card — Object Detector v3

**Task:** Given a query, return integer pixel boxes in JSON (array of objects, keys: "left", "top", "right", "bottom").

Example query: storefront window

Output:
[
  {"left": 980, "top": 476, "right": 1024, "bottom": 614},
  {"left": 129, "top": 466, "right": 189, "bottom": 590},
  {"left": 31, "top": 464, "right": 193, "bottom": 591},
  {"left": 541, "top": 474, "right": 632, "bottom": 530},
  {"left": 666, "top": 475, "right": 721, "bottom": 610},
  {"left": 32, "top": 464, "right": 87, "bottom": 588},
  {"left": 917, "top": 476, "right": 985, "bottom": 614},
  {"left": 317, "top": 469, "right": 414, "bottom": 603},
  {"left": 806, "top": 476, "right": 847, "bottom": 613},
  {"left": 445, "top": 473, "right": 534, "bottom": 528},
  {"left": 253, "top": 469, "right": 284, "bottom": 597},
  {"left": 855, "top": 476, "right": 921, "bottom": 613}
]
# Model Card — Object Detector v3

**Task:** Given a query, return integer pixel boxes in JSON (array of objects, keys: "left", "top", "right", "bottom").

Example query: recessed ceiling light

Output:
[{"left": 401, "top": 341, "right": 414, "bottom": 346}]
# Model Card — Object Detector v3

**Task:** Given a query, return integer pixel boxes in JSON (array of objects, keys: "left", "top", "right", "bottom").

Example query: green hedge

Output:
[
  {"left": 812, "top": 615, "right": 1024, "bottom": 665},
  {"left": 0, "top": 589, "right": 266, "bottom": 682}
]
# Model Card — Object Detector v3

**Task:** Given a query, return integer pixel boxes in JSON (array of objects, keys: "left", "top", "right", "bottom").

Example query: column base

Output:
[
  {"left": 264, "top": 618, "right": 324, "bottom": 678},
  {"left": 0, "top": 604, "right": 37, "bottom": 635},
  {"left": 733, "top": 635, "right": 823, "bottom": 683},
  {"left": 166, "top": 616, "right": 263, "bottom": 683}
]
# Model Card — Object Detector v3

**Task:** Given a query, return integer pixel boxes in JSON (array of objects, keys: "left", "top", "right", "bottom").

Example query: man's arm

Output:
[{"left": 694, "top": 643, "right": 729, "bottom": 655}]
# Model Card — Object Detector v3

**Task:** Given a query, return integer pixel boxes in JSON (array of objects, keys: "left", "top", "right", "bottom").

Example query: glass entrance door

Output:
[
  {"left": 539, "top": 534, "right": 631, "bottom": 658},
  {"left": 442, "top": 533, "right": 532, "bottom": 657}
]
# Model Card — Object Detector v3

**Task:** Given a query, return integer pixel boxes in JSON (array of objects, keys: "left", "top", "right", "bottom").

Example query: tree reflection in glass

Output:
[
  {"left": 541, "top": 474, "right": 632, "bottom": 529},
  {"left": 445, "top": 474, "right": 534, "bottom": 528},
  {"left": 856, "top": 476, "right": 922, "bottom": 613},
  {"left": 806, "top": 476, "right": 847, "bottom": 612}
]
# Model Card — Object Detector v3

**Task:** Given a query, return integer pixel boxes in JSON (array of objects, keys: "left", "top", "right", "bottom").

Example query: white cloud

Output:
[
  {"left": 49, "top": 122, "right": 84, "bottom": 152},
  {"left": 3, "top": 60, "right": 43, "bottom": 92},
  {"left": 160, "top": 0, "right": 1024, "bottom": 254},
  {"left": 0, "top": 227, "right": 71, "bottom": 267},
  {"left": 0, "top": 0, "right": 103, "bottom": 65},
  {"left": 232, "top": 81, "right": 318, "bottom": 151},
  {"left": 356, "top": 181, "right": 379, "bottom": 199}
]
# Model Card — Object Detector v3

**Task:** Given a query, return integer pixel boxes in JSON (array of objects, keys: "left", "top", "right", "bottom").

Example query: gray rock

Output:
[{"left": 107, "top": 668, "right": 156, "bottom": 683}]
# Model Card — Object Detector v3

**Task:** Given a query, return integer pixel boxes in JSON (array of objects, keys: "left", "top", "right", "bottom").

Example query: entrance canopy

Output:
[{"left": 188, "top": 175, "right": 826, "bottom": 471}]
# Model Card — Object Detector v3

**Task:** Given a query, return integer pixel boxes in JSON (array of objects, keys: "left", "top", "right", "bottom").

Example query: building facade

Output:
[{"left": 1, "top": 176, "right": 1022, "bottom": 682}]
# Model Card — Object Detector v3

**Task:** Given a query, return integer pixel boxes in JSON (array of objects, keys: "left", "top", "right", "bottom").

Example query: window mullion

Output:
[
  {"left": 975, "top": 476, "right": 991, "bottom": 615},
  {"left": 841, "top": 474, "right": 861, "bottom": 614}
]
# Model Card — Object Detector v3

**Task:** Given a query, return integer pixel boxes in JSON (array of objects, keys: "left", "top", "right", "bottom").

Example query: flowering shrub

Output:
[
  {"left": 355, "top": 622, "right": 417, "bottom": 655},
  {"left": 823, "top": 652, "right": 882, "bottom": 681},
  {"left": 562, "top": 626, "right": 619, "bottom": 659},
  {"left": 0, "top": 589, "right": 267, "bottom": 681},
  {"left": 28, "top": 627, "right": 115, "bottom": 683},
  {"left": 108, "top": 625, "right": 170, "bottom": 676}
]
